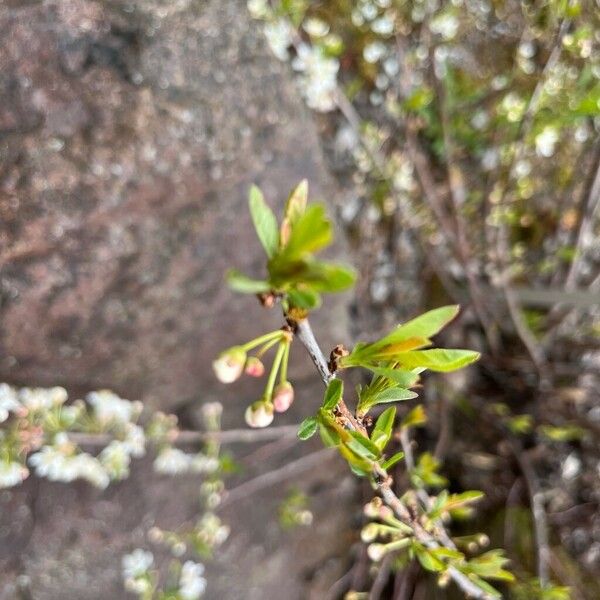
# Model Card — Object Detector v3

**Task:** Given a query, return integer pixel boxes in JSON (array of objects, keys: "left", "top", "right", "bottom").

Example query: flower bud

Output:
[
  {"left": 212, "top": 346, "right": 246, "bottom": 383},
  {"left": 272, "top": 381, "right": 294, "bottom": 413},
  {"left": 244, "top": 357, "right": 265, "bottom": 378},
  {"left": 245, "top": 401, "right": 274, "bottom": 428},
  {"left": 367, "top": 543, "right": 387, "bottom": 562},
  {"left": 361, "top": 523, "right": 380, "bottom": 543}
]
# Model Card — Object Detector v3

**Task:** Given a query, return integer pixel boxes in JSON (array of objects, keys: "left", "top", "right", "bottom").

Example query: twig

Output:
[
  {"left": 69, "top": 425, "right": 299, "bottom": 448},
  {"left": 219, "top": 447, "right": 334, "bottom": 507},
  {"left": 510, "top": 443, "right": 550, "bottom": 587},
  {"left": 293, "top": 317, "right": 496, "bottom": 600},
  {"left": 369, "top": 554, "right": 392, "bottom": 600}
]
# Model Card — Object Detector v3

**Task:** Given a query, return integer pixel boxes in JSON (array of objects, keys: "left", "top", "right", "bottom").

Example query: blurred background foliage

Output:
[{"left": 248, "top": 0, "right": 600, "bottom": 597}]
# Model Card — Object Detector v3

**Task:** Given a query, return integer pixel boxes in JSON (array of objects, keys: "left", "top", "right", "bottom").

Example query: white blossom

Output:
[
  {"left": 122, "top": 549, "right": 154, "bottom": 580},
  {"left": 303, "top": 17, "right": 329, "bottom": 38},
  {"left": 87, "top": 390, "right": 138, "bottom": 425},
  {"left": 0, "top": 384, "right": 21, "bottom": 422},
  {"left": 430, "top": 13, "right": 459, "bottom": 40},
  {"left": 0, "top": 461, "right": 28, "bottom": 488},
  {"left": 122, "top": 423, "right": 146, "bottom": 458},
  {"left": 154, "top": 447, "right": 192, "bottom": 475},
  {"left": 246, "top": 0, "right": 269, "bottom": 19},
  {"left": 535, "top": 126, "right": 559, "bottom": 157},
  {"left": 20, "top": 386, "right": 67, "bottom": 411},
  {"left": 179, "top": 561, "right": 207, "bottom": 600},
  {"left": 363, "top": 41, "right": 387, "bottom": 64},
  {"left": 292, "top": 44, "right": 339, "bottom": 112},
  {"left": 99, "top": 441, "right": 132, "bottom": 480},
  {"left": 263, "top": 19, "right": 292, "bottom": 61},
  {"left": 191, "top": 454, "right": 220, "bottom": 474}
]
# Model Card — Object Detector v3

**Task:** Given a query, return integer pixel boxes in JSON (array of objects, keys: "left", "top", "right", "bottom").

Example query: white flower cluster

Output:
[
  {"left": 87, "top": 390, "right": 142, "bottom": 425},
  {"left": 0, "top": 384, "right": 21, "bottom": 422},
  {"left": 179, "top": 561, "right": 207, "bottom": 600},
  {"left": 263, "top": 19, "right": 293, "bottom": 61},
  {"left": 292, "top": 44, "right": 339, "bottom": 112},
  {"left": 0, "top": 461, "right": 29, "bottom": 488},
  {"left": 153, "top": 447, "right": 219, "bottom": 476},
  {"left": 195, "top": 513, "right": 230, "bottom": 548},
  {"left": 29, "top": 433, "right": 110, "bottom": 489},
  {"left": 122, "top": 549, "right": 154, "bottom": 595}
]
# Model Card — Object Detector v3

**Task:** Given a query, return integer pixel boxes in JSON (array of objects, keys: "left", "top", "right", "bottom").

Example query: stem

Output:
[
  {"left": 242, "top": 330, "right": 282, "bottom": 352},
  {"left": 264, "top": 341, "right": 286, "bottom": 400},
  {"left": 255, "top": 336, "right": 282, "bottom": 358},
  {"left": 279, "top": 341, "right": 290, "bottom": 384}
]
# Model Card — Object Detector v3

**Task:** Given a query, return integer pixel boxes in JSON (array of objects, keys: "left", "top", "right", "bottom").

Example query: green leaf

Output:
[
  {"left": 381, "top": 452, "right": 405, "bottom": 471},
  {"left": 297, "top": 416, "right": 318, "bottom": 440},
  {"left": 401, "top": 405, "right": 427, "bottom": 429},
  {"left": 371, "top": 406, "right": 396, "bottom": 451},
  {"left": 364, "top": 367, "right": 420, "bottom": 387},
  {"left": 412, "top": 543, "right": 446, "bottom": 572},
  {"left": 359, "top": 387, "right": 419, "bottom": 413},
  {"left": 226, "top": 269, "right": 271, "bottom": 294},
  {"left": 287, "top": 287, "right": 321, "bottom": 309},
  {"left": 283, "top": 180, "right": 308, "bottom": 225},
  {"left": 322, "top": 379, "right": 343, "bottom": 411},
  {"left": 346, "top": 431, "right": 381, "bottom": 460},
  {"left": 465, "top": 550, "right": 514, "bottom": 582},
  {"left": 395, "top": 349, "right": 480, "bottom": 372},
  {"left": 280, "top": 204, "right": 332, "bottom": 259},
  {"left": 375, "top": 306, "right": 460, "bottom": 348},
  {"left": 319, "top": 423, "right": 340, "bottom": 447},
  {"left": 304, "top": 262, "right": 357, "bottom": 292},
  {"left": 249, "top": 185, "right": 279, "bottom": 258}
]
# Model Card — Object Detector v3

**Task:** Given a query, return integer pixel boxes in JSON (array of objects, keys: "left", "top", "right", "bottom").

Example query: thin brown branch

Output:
[{"left": 219, "top": 447, "right": 334, "bottom": 508}]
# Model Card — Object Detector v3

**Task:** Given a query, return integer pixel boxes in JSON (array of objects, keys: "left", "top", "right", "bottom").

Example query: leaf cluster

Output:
[{"left": 227, "top": 182, "right": 356, "bottom": 310}]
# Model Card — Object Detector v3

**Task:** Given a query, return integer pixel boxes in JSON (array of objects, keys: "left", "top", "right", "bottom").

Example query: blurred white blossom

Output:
[
  {"left": 87, "top": 390, "right": 140, "bottom": 425},
  {"left": 179, "top": 561, "right": 207, "bottom": 600},
  {"left": 0, "top": 384, "right": 21, "bottom": 422},
  {"left": 154, "top": 447, "right": 192, "bottom": 474},
  {"left": 0, "top": 461, "right": 28, "bottom": 488},
  {"left": 292, "top": 44, "right": 339, "bottom": 112},
  {"left": 263, "top": 19, "right": 292, "bottom": 61}
]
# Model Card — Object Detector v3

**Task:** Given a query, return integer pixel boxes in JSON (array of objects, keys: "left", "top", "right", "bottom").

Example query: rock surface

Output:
[{"left": 0, "top": 1, "right": 354, "bottom": 598}]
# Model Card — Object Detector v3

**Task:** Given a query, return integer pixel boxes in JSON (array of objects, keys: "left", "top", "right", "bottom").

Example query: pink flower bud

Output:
[
  {"left": 272, "top": 382, "right": 294, "bottom": 413},
  {"left": 244, "top": 356, "right": 265, "bottom": 378},
  {"left": 245, "top": 401, "right": 274, "bottom": 428},
  {"left": 212, "top": 346, "right": 246, "bottom": 383}
]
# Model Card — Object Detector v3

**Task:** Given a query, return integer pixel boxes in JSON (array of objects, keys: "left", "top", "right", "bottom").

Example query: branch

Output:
[
  {"left": 69, "top": 425, "right": 299, "bottom": 448},
  {"left": 293, "top": 317, "right": 495, "bottom": 600}
]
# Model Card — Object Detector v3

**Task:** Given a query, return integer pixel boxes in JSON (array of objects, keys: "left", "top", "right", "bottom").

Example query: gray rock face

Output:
[{"left": 0, "top": 1, "right": 353, "bottom": 598}]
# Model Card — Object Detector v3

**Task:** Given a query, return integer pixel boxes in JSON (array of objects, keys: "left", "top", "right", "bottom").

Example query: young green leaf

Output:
[
  {"left": 412, "top": 543, "right": 446, "bottom": 572},
  {"left": 381, "top": 452, "right": 405, "bottom": 471},
  {"left": 374, "top": 306, "right": 460, "bottom": 348},
  {"left": 363, "top": 366, "right": 420, "bottom": 387},
  {"left": 322, "top": 379, "right": 343, "bottom": 411},
  {"left": 226, "top": 269, "right": 271, "bottom": 294},
  {"left": 358, "top": 387, "right": 419, "bottom": 414},
  {"left": 371, "top": 406, "right": 396, "bottom": 451},
  {"left": 394, "top": 349, "right": 480, "bottom": 372},
  {"left": 401, "top": 404, "right": 427, "bottom": 429},
  {"left": 280, "top": 204, "right": 332, "bottom": 259},
  {"left": 249, "top": 185, "right": 279, "bottom": 258},
  {"left": 346, "top": 431, "right": 381, "bottom": 460},
  {"left": 319, "top": 423, "right": 340, "bottom": 447},
  {"left": 297, "top": 416, "right": 318, "bottom": 440},
  {"left": 287, "top": 287, "right": 322, "bottom": 310}
]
